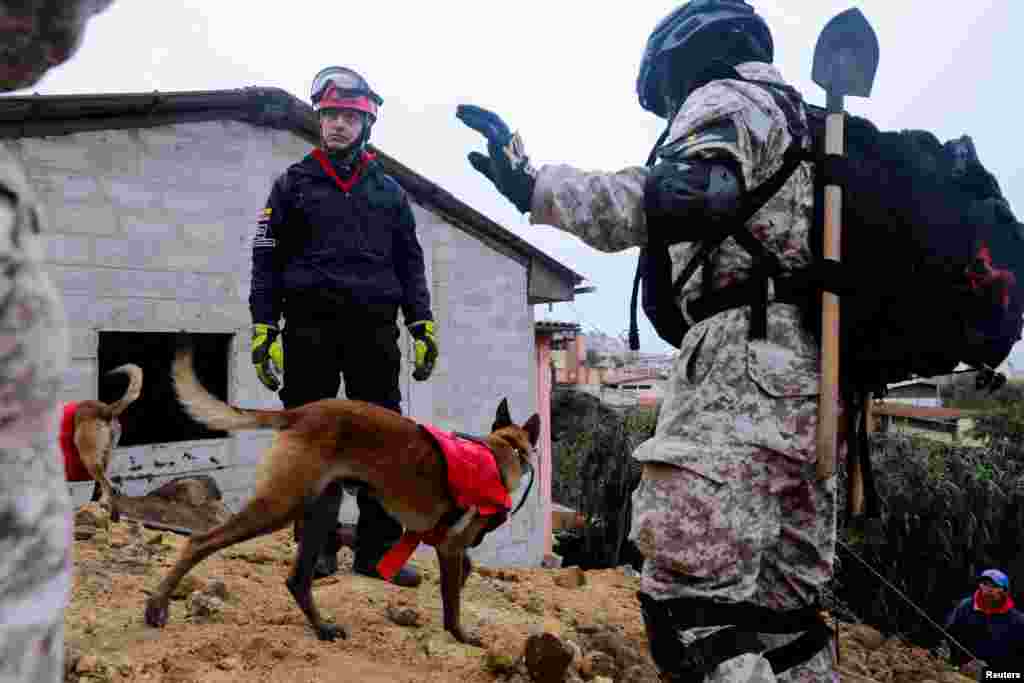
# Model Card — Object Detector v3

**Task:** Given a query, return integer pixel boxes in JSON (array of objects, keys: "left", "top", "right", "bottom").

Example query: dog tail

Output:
[
  {"left": 106, "top": 363, "right": 143, "bottom": 417},
  {"left": 172, "top": 350, "right": 291, "bottom": 432}
]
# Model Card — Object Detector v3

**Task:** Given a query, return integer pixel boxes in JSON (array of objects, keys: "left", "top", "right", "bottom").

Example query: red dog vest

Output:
[
  {"left": 376, "top": 424, "right": 512, "bottom": 579},
  {"left": 59, "top": 402, "right": 92, "bottom": 482}
]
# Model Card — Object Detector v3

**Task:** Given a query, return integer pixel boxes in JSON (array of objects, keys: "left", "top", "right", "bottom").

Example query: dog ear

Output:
[
  {"left": 493, "top": 397, "right": 512, "bottom": 431},
  {"left": 523, "top": 413, "right": 541, "bottom": 447}
]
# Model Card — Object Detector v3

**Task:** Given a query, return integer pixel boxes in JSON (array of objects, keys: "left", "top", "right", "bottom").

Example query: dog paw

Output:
[
  {"left": 316, "top": 623, "right": 349, "bottom": 642},
  {"left": 144, "top": 600, "right": 169, "bottom": 628}
]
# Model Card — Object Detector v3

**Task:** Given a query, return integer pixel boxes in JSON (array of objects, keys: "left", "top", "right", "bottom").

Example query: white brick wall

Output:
[{"left": 19, "top": 119, "right": 543, "bottom": 567}]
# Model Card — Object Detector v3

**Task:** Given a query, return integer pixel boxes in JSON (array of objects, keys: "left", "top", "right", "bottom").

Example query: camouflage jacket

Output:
[
  {"left": 0, "top": 0, "right": 115, "bottom": 91},
  {"left": 531, "top": 62, "right": 822, "bottom": 476},
  {"left": 0, "top": 146, "right": 72, "bottom": 627}
]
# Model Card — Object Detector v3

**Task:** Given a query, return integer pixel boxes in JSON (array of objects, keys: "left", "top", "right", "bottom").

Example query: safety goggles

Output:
[{"left": 310, "top": 66, "right": 382, "bottom": 107}]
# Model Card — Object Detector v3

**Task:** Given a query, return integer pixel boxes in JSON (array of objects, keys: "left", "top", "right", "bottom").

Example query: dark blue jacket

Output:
[
  {"left": 944, "top": 593, "right": 1024, "bottom": 672},
  {"left": 249, "top": 151, "right": 432, "bottom": 326}
]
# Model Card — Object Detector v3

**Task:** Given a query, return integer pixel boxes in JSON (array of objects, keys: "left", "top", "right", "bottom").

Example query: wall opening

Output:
[{"left": 98, "top": 332, "right": 233, "bottom": 446}]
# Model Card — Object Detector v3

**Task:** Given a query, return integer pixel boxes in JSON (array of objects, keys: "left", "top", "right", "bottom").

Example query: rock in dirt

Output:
[
  {"left": 554, "top": 566, "right": 587, "bottom": 589},
  {"left": 150, "top": 475, "right": 223, "bottom": 507},
  {"left": 75, "top": 504, "right": 110, "bottom": 530},
  {"left": 186, "top": 592, "right": 223, "bottom": 621},
  {"left": 581, "top": 651, "right": 618, "bottom": 679},
  {"left": 205, "top": 578, "right": 229, "bottom": 600},
  {"left": 386, "top": 604, "right": 422, "bottom": 628},
  {"left": 216, "top": 656, "right": 242, "bottom": 671},
  {"left": 578, "top": 624, "right": 643, "bottom": 672},
  {"left": 620, "top": 663, "right": 662, "bottom": 683},
  {"left": 564, "top": 638, "right": 583, "bottom": 671},
  {"left": 75, "top": 654, "right": 100, "bottom": 674},
  {"left": 849, "top": 624, "right": 886, "bottom": 651},
  {"left": 524, "top": 632, "right": 575, "bottom": 683}
]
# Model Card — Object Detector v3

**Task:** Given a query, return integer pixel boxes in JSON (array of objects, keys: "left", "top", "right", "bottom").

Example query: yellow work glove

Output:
[
  {"left": 408, "top": 320, "right": 438, "bottom": 382},
  {"left": 252, "top": 323, "right": 284, "bottom": 392}
]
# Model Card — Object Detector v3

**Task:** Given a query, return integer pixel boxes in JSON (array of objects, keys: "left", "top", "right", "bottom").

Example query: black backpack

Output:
[
  {"left": 630, "top": 85, "right": 1024, "bottom": 398},
  {"left": 630, "top": 81, "right": 1024, "bottom": 526}
]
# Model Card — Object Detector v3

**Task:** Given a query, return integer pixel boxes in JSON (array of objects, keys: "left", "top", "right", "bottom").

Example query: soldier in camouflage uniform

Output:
[
  {"left": 459, "top": 2, "right": 838, "bottom": 681},
  {"left": 1, "top": 2, "right": 112, "bottom": 680}
]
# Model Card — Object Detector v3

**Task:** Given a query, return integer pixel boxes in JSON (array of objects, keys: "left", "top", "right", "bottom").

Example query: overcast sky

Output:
[{"left": 10, "top": 1, "right": 1024, "bottom": 369}]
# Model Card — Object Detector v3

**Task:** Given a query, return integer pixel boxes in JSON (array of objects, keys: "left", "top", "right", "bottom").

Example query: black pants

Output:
[{"left": 279, "top": 309, "right": 404, "bottom": 569}]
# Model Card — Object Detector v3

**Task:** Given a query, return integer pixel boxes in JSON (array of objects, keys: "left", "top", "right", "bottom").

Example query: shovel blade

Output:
[{"left": 812, "top": 7, "right": 879, "bottom": 99}]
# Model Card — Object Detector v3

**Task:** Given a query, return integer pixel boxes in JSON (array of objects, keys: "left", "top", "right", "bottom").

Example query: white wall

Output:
[{"left": 8, "top": 119, "right": 543, "bottom": 566}]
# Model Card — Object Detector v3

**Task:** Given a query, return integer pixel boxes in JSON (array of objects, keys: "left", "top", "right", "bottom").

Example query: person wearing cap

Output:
[
  {"left": 248, "top": 66, "right": 437, "bottom": 588},
  {"left": 944, "top": 569, "right": 1024, "bottom": 675}
]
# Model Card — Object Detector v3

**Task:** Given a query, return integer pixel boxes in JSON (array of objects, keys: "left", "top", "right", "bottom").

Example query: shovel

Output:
[{"left": 811, "top": 7, "right": 879, "bottom": 480}]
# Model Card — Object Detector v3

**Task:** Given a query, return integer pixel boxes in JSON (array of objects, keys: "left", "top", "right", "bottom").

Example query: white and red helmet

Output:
[{"left": 310, "top": 66, "right": 382, "bottom": 120}]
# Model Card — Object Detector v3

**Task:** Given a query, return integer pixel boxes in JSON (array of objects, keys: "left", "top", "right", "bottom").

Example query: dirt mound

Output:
[
  {"left": 111, "top": 475, "right": 232, "bottom": 535},
  {"left": 64, "top": 504, "right": 973, "bottom": 682}
]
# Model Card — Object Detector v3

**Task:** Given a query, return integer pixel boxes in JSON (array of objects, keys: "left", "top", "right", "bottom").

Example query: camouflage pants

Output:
[
  {"left": 630, "top": 454, "right": 837, "bottom": 683},
  {"left": 0, "top": 147, "right": 73, "bottom": 683},
  {"left": 0, "top": 623, "right": 64, "bottom": 683}
]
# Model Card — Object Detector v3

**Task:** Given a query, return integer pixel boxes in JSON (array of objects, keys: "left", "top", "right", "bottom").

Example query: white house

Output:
[{"left": 0, "top": 86, "right": 585, "bottom": 567}]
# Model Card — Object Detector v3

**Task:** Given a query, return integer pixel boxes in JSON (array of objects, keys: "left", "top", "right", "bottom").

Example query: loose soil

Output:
[{"left": 65, "top": 504, "right": 975, "bottom": 683}]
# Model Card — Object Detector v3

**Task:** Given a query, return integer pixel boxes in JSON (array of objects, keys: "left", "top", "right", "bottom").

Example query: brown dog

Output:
[
  {"left": 144, "top": 350, "right": 540, "bottom": 643},
  {"left": 61, "top": 364, "right": 143, "bottom": 522}
]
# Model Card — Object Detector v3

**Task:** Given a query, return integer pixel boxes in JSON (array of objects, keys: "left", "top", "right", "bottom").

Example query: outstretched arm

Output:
[{"left": 457, "top": 104, "right": 649, "bottom": 253}]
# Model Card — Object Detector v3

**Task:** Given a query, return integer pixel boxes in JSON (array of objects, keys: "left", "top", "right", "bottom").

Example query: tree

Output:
[
  {"left": 943, "top": 374, "right": 1024, "bottom": 455},
  {"left": 550, "top": 387, "right": 658, "bottom": 568}
]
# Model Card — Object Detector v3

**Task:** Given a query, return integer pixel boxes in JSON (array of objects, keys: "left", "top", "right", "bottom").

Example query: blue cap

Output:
[{"left": 979, "top": 569, "right": 1010, "bottom": 589}]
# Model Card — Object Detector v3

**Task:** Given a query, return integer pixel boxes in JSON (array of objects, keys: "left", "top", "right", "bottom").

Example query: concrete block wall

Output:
[
  {"left": 11, "top": 119, "right": 544, "bottom": 567},
  {"left": 332, "top": 204, "right": 544, "bottom": 567},
  {"left": 406, "top": 207, "right": 542, "bottom": 567}
]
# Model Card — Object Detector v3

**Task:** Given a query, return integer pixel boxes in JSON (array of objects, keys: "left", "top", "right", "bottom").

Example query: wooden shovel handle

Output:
[
  {"left": 816, "top": 111, "right": 844, "bottom": 480},
  {"left": 846, "top": 395, "right": 871, "bottom": 518}
]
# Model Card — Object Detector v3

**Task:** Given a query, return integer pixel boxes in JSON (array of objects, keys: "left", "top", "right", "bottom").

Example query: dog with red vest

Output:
[
  {"left": 60, "top": 364, "right": 142, "bottom": 522},
  {"left": 145, "top": 350, "right": 539, "bottom": 645}
]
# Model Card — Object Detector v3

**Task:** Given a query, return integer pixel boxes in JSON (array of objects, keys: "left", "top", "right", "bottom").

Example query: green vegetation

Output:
[{"left": 550, "top": 388, "right": 656, "bottom": 568}]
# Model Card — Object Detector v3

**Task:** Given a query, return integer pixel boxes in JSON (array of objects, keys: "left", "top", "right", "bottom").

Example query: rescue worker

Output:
[
  {"left": 458, "top": 2, "right": 836, "bottom": 681},
  {"left": 944, "top": 569, "right": 1024, "bottom": 676},
  {"left": 249, "top": 66, "right": 437, "bottom": 587},
  {"left": 1, "top": 2, "right": 114, "bottom": 680}
]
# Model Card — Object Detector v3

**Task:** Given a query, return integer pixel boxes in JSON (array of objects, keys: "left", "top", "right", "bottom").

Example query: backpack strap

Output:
[
  {"left": 668, "top": 78, "right": 811, "bottom": 340},
  {"left": 628, "top": 123, "right": 679, "bottom": 350},
  {"left": 627, "top": 75, "right": 819, "bottom": 348},
  {"left": 669, "top": 139, "right": 808, "bottom": 339}
]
